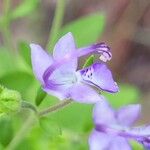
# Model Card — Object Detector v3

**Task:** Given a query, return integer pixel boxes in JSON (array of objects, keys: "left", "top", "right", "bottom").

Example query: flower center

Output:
[{"left": 82, "top": 67, "right": 94, "bottom": 80}]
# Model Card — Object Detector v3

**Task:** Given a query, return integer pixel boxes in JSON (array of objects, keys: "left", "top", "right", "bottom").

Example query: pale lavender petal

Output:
[
  {"left": 53, "top": 32, "right": 77, "bottom": 72},
  {"left": 93, "top": 99, "right": 116, "bottom": 125},
  {"left": 48, "top": 68, "right": 76, "bottom": 90},
  {"left": 127, "top": 125, "right": 150, "bottom": 147},
  {"left": 43, "top": 87, "right": 68, "bottom": 100},
  {"left": 110, "top": 137, "right": 131, "bottom": 150},
  {"left": 68, "top": 83, "right": 102, "bottom": 103},
  {"left": 78, "top": 63, "right": 119, "bottom": 93},
  {"left": 30, "top": 43, "right": 53, "bottom": 85},
  {"left": 132, "top": 125, "right": 150, "bottom": 136},
  {"left": 89, "top": 130, "right": 111, "bottom": 150},
  {"left": 43, "top": 71, "right": 76, "bottom": 100},
  {"left": 116, "top": 104, "right": 141, "bottom": 126}
]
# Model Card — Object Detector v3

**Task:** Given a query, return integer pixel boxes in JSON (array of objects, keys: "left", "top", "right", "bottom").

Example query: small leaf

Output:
[
  {"left": 18, "top": 41, "right": 31, "bottom": 67},
  {"left": 11, "top": 0, "right": 39, "bottom": 19},
  {"left": 60, "top": 13, "right": 105, "bottom": 47},
  {"left": 83, "top": 55, "right": 94, "bottom": 68},
  {"left": 35, "top": 87, "right": 47, "bottom": 106}
]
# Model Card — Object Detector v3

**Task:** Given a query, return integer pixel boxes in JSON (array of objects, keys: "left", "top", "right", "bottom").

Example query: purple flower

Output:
[
  {"left": 89, "top": 98, "right": 150, "bottom": 150},
  {"left": 30, "top": 32, "right": 118, "bottom": 103}
]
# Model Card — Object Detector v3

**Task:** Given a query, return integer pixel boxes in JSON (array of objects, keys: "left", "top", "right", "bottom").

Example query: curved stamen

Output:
[
  {"left": 43, "top": 43, "right": 112, "bottom": 85},
  {"left": 77, "top": 43, "right": 112, "bottom": 61}
]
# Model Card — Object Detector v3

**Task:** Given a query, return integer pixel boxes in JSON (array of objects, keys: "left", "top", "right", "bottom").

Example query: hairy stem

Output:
[
  {"left": 38, "top": 99, "right": 72, "bottom": 117},
  {"left": 5, "top": 114, "right": 36, "bottom": 150},
  {"left": 21, "top": 101, "right": 37, "bottom": 113},
  {"left": 6, "top": 100, "right": 72, "bottom": 150},
  {"left": 46, "top": 0, "right": 66, "bottom": 51}
]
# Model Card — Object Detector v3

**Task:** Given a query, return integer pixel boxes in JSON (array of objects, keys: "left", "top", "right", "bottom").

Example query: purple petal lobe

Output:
[
  {"left": 116, "top": 104, "right": 141, "bottom": 126},
  {"left": 89, "top": 130, "right": 111, "bottom": 150},
  {"left": 93, "top": 99, "right": 116, "bottom": 125},
  {"left": 53, "top": 32, "right": 77, "bottom": 72},
  {"left": 78, "top": 63, "right": 119, "bottom": 93},
  {"left": 110, "top": 137, "right": 131, "bottom": 150},
  {"left": 30, "top": 43, "right": 53, "bottom": 85},
  {"left": 43, "top": 86, "right": 68, "bottom": 100},
  {"left": 128, "top": 126, "right": 150, "bottom": 145},
  {"left": 68, "top": 83, "right": 102, "bottom": 103}
]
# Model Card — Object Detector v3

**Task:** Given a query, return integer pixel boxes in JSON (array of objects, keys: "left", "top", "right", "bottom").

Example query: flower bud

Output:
[{"left": 0, "top": 85, "right": 21, "bottom": 116}]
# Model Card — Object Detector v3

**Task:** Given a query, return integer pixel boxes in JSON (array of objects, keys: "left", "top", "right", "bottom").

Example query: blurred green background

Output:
[{"left": 0, "top": 0, "right": 150, "bottom": 149}]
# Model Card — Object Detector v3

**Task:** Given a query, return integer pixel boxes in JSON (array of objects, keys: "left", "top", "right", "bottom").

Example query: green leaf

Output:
[
  {"left": 49, "top": 102, "right": 93, "bottom": 133},
  {"left": 0, "top": 71, "right": 34, "bottom": 96},
  {"left": 83, "top": 55, "right": 94, "bottom": 68},
  {"left": 0, "top": 118, "right": 13, "bottom": 146},
  {"left": 39, "top": 117, "right": 61, "bottom": 137},
  {"left": 0, "top": 47, "right": 30, "bottom": 76},
  {"left": 60, "top": 13, "right": 105, "bottom": 47},
  {"left": 11, "top": 0, "right": 39, "bottom": 19},
  {"left": 103, "top": 84, "right": 140, "bottom": 108},
  {"left": 0, "top": 47, "right": 18, "bottom": 77},
  {"left": 18, "top": 41, "right": 31, "bottom": 67},
  {"left": 0, "top": 144, "right": 4, "bottom": 150},
  {"left": 35, "top": 87, "right": 47, "bottom": 106}
]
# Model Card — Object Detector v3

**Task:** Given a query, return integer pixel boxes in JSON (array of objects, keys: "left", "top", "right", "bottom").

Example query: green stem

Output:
[
  {"left": 46, "top": 0, "right": 66, "bottom": 51},
  {"left": 6, "top": 100, "right": 72, "bottom": 150},
  {"left": 38, "top": 99, "right": 72, "bottom": 117},
  {"left": 5, "top": 114, "right": 36, "bottom": 150},
  {"left": 21, "top": 101, "right": 37, "bottom": 113}
]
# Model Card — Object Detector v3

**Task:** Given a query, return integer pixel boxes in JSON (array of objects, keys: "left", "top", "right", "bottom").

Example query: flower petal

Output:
[
  {"left": 43, "top": 87, "right": 68, "bottom": 100},
  {"left": 116, "top": 104, "right": 141, "bottom": 126},
  {"left": 78, "top": 63, "right": 119, "bottom": 93},
  {"left": 68, "top": 83, "right": 102, "bottom": 103},
  {"left": 127, "top": 125, "right": 150, "bottom": 144},
  {"left": 110, "top": 137, "right": 131, "bottom": 150},
  {"left": 48, "top": 69, "right": 76, "bottom": 90},
  {"left": 53, "top": 32, "right": 77, "bottom": 72},
  {"left": 30, "top": 44, "right": 53, "bottom": 85},
  {"left": 44, "top": 61, "right": 77, "bottom": 94},
  {"left": 93, "top": 99, "right": 116, "bottom": 125},
  {"left": 89, "top": 130, "right": 111, "bottom": 150}
]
